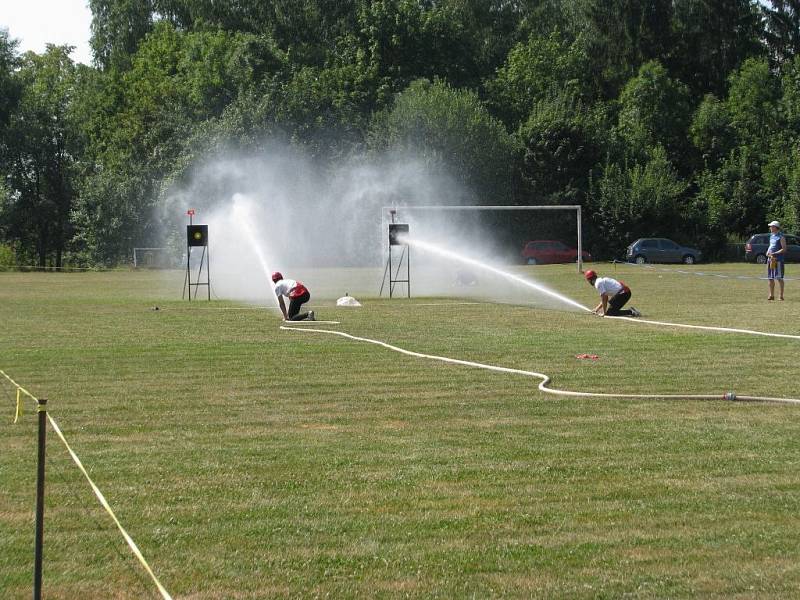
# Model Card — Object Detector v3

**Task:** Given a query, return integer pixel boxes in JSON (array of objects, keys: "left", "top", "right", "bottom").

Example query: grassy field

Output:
[{"left": 1, "top": 264, "right": 800, "bottom": 599}]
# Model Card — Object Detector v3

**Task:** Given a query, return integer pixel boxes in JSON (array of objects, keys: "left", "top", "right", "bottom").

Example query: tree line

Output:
[{"left": 2, "top": 0, "right": 800, "bottom": 267}]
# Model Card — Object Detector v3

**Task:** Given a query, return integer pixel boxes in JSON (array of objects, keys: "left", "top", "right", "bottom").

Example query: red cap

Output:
[
  {"left": 584, "top": 269, "right": 597, "bottom": 281},
  {"left": 271, "top": 271, "right": 283, "bottom": 283}
]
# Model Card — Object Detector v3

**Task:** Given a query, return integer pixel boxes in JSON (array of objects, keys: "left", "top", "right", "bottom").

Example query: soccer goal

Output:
[
  {"left": 133, "top": 247, "right": 175, "bottom": 269},
  {"left": 382, "top": 205, "right": 585, "bottom": 272}
]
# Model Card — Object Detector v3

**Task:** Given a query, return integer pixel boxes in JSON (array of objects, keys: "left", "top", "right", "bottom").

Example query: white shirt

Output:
[
  {"left": 594, "top": 277, "right": 623, "bottom": 296},
  {"left": 274, "top": 278, "right": 298, "bottom": 297}
]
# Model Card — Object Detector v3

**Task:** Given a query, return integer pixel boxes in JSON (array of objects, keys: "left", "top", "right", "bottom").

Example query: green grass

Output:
[{"left": 1, "top": 264, "right": 800, "bottom": 599}]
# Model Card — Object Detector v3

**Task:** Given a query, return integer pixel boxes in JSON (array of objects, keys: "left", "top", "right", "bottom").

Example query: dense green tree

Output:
[
  {"left": 487, "top": 30, "right": 591, "bottom": 128},
  {"left": 517, "top": 91, "right": 609, "bottom": 205},
  {"left": 446, "top": 0, "right": 532, "bottom": 81},
  {"left": 694, "top": 147, "right": 768, "bottom": 240},
  {"left": 689, "top": 56, "right": 783, "bottom": 252},
  {"left": 1, "top": 47, "right": 79, "bottom": 267},
  {"left": 689, "top": 94, "right": 736, "bottom": 170},
  {"left": 0, "top": 31, "right": 23, "bottom": 256},
  {"left": 761, "top": 145, "right": 800, "bottom": 233},
  {"left": 779, "top": 148, "right": 800, "bottom": 231},
  {"left": 205, "top": 0, "right": 358, "bottom": 66},
  {"left": 272, "top": 62, "right": 378, "bottom": 160},
  {"left": 90, "top": 0, "right": 359, "bottom": 68},
  {"left": 369, "top": 78, "right": 518, "bottom": 203},
  {"left": 758, "top": 57, "right": 800, "bottom": 233},
  {"left": 356, "top": 0, "right": 472, "bottom": 91},
  {"left": 89, "top": 0, "right": 153, "bottom": 69},
  {"left": 5, "top": 0, "right": 799, "bottom": 265},
  {"left": 588, "top": 146, "right": 689, "bottom": 258},
  {"left": 74, "top": 22, "right": 286, "bottom": 262},
  {"left": 616, "top": 60, "right": 693, "bottom": 169},
  {"left": 669, "top": 0, "right": 764, "bottom": 99},
  {"left": 513, "top": 0, "right": 586, "bottom": 41},
  {"left": 0, "top": 29, "right": 21, "bottom": 131},
  {"left": 778, "top": 54, "right": 800, "bottom": 137},
  {"left": 763, "top": 0, "right": 800, "bottom": 66},
  {"left": 726, "top": 57, "right": 780, "bottom": 153},
  {"left": 349, "top": 0, "right": 532, "bottom": 97},
  {"left": 580, "top": 0, "right": 673, "bottom": 98}
]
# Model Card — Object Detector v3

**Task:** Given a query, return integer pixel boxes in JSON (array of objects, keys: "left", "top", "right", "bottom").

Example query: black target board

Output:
[
  {"left": 187, "top": 224, "right": 208, "bottom": 247},
  {"left": 388, "top": 223, "right": 409, "bottom": 246}
]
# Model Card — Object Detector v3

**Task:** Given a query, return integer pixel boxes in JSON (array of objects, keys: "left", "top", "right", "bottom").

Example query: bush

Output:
[{"left": 0, "top": 243, "right": 15, "bottom": 268}]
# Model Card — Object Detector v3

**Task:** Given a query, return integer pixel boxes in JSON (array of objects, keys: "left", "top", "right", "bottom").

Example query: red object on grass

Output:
[{"left": 575, "top": 353, "right": 600, "bottom": 360}]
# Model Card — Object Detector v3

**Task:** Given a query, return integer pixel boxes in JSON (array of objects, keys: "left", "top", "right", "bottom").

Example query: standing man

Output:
[
  {"left": 584, "top": 270, "right": 641, "bottom": 317},
  {"left": 272, "top": 272, "right": 315, "bottom": 321},
  {"left": 766, "top": 220, "right": 787, "bottom": 301}
]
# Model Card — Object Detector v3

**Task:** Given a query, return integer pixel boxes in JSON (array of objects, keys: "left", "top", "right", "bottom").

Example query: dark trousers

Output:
[
  {"left": 607, "top": 289, "right": 634, "bottom": 316},
  {"left": 288, "top": 290, "right": 311, "bottom": 320}
]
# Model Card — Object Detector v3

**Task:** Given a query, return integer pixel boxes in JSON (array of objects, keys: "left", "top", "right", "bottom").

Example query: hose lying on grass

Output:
[
  {"left": 606, "top": 314, "right": 800, "bottom": 341},
  {"left": 280, "top": 326, "right": 800, "bottom": 405}
]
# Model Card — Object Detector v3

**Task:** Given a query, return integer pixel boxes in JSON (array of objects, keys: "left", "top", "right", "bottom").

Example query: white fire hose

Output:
[{"left": 281, "top": 326, "right": 800, "bottom": 405}]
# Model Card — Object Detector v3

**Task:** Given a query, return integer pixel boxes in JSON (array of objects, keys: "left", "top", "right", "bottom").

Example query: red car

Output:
[{"left": 521, "top": 240, "right": 592, "bottom": 265}]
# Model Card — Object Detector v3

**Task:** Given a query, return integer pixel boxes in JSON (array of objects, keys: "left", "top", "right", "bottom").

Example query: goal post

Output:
[
  {"left": 382, "top": 205, "right": 584, "bottom": 272},
  {"left": 133, "top": 247, "right": 173, "bottom": 269}
]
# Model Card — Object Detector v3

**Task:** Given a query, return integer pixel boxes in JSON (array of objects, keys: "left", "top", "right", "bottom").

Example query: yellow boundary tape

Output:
[
  {"left": 15, "top": 388, "right": 22, "bottom": 423},
  {"left": 1, "top": 370, "right": 173, "bottom": 600}
]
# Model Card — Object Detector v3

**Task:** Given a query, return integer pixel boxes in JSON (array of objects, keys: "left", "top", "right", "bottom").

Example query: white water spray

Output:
[
  {"left": 403, "top": 236, "right": 590, "bottom": 312},
  {"left": 231, "top": 195, "right": 280, "bottom": 309}
]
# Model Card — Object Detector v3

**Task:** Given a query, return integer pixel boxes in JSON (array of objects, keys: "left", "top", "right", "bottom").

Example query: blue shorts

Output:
[{"left": 768, "top": 259, "right": 785, "bottom": 280}]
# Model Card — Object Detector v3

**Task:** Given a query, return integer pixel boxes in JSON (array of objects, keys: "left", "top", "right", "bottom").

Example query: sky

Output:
[{"left": 2, "top": 0, "right": 93, "bottom": 65}]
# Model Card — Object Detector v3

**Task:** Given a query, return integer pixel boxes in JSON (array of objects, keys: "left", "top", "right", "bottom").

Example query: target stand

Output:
[
  {"left": 182, "top": 224, "right": 211, "bottom": 301},
  {"left": 379, "top": 222, "right": 410, "bottom": 298}
]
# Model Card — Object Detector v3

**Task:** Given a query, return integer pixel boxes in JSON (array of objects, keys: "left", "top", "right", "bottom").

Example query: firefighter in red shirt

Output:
[
  {"left": 272, "top": 272, "right": 315, "bottom": 321},
  {"left": 584, "top": 270, "right": 640, "bottom": 317}
]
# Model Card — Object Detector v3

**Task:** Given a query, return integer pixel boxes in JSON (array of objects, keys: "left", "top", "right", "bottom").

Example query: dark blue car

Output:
[{"left": 626, "top": 238, "right": 702, "bottom": 264}]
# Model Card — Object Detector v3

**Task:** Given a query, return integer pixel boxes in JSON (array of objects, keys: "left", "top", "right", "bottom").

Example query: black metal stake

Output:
[
  {"left": 407, "top": 246, "right": 410, "bottom": 298},
  {"left": 33, "top": 398, "right": 47, "bottom": 600},
  {"left": 184, "top": 247, "right": 190, "bottom": 301}
]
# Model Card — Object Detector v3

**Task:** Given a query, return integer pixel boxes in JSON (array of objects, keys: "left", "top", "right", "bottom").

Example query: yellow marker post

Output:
[{"left": 14, "top": 388, "right": 22, "bottom": 423}]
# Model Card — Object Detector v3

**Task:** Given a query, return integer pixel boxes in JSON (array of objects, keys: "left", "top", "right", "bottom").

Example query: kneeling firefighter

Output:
[
  {"left": 584, "top": 270, "right": 640, "bottom": 317},
  {"left": 272, "top": 271, "right": 315, "bottom": 321}
]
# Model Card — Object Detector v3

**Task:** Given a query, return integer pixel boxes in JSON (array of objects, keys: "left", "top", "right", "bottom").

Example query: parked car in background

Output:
[
  {"left": 521, "top": 240, "right": 592, "bottom": 265},
  {"left": 626, "top": 238, "right": 702, "bottom": 264},
  {"left": 744, "top": 233, "right": 800, "bottom": 263}
]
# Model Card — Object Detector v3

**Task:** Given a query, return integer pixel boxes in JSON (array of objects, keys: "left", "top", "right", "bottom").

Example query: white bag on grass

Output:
[{"left": 336, "top": 294, "right": 361, "bottom": 307}]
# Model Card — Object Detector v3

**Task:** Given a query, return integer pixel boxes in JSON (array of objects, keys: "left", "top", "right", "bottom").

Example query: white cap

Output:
[{"left": 768, "top": 220, "right": 781, "bottom": 228}]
